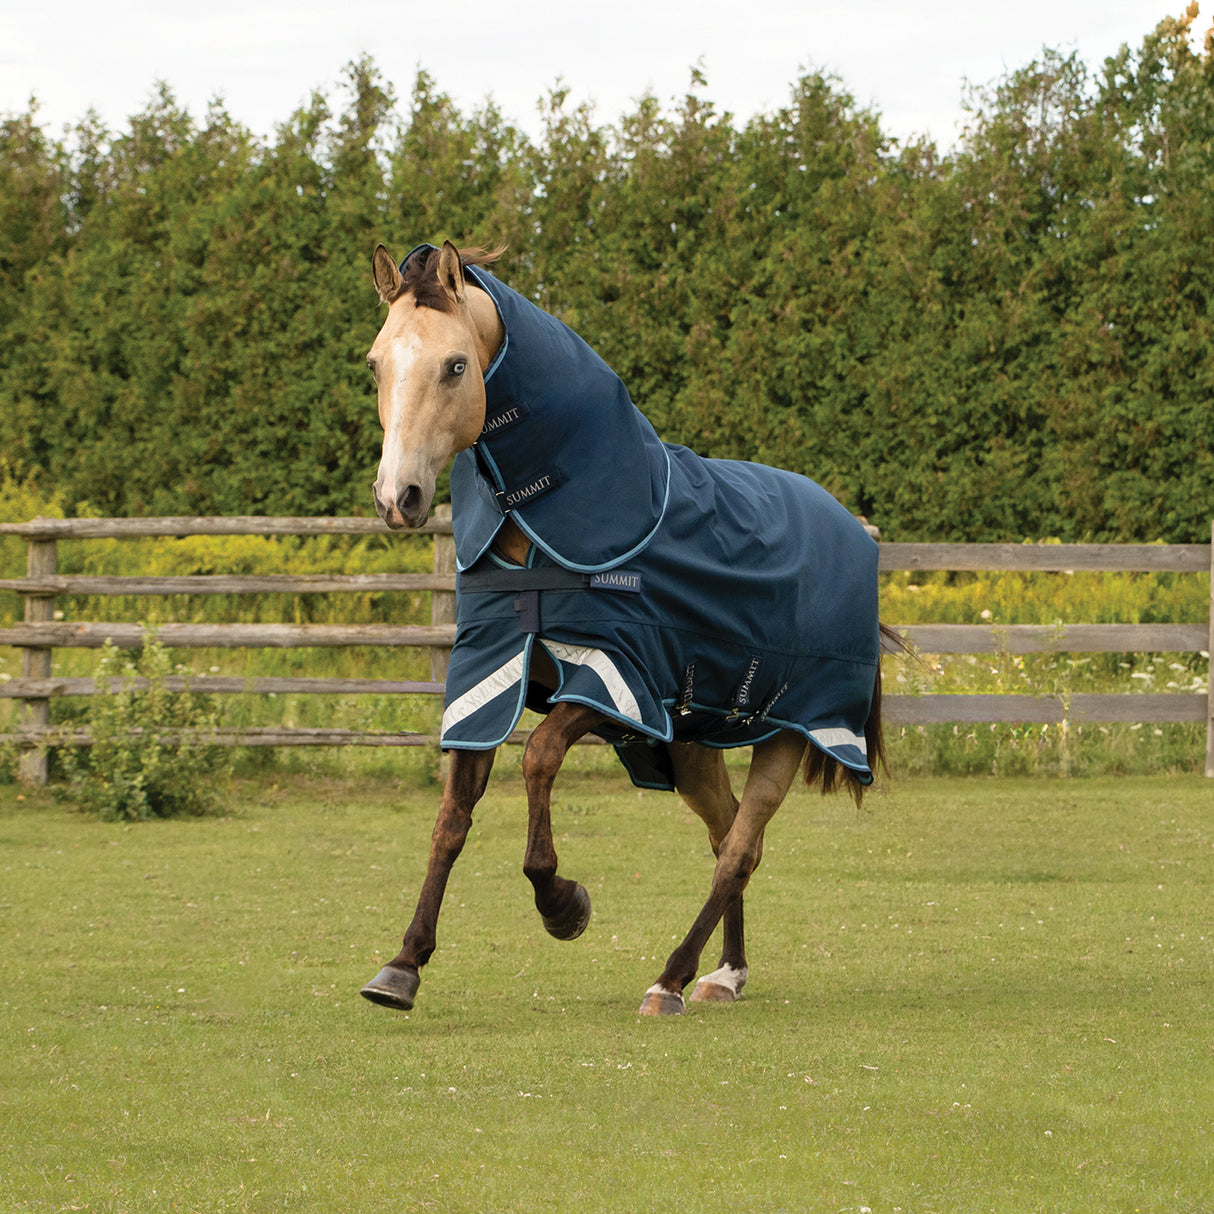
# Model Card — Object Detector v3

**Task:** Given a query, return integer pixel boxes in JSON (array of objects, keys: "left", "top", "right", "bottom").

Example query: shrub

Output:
[{"left": 61, "top": 635, "right": 232, "bottom": 820}]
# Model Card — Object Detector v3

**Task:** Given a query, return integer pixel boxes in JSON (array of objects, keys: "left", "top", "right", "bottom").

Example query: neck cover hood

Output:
[{"left": 401, "top": 246, "right": 670, "bottom": 572}]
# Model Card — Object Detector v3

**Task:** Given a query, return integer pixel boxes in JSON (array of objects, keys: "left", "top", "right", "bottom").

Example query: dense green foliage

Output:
[{"left": 2, "top": 9, "right": 1214, "bottom": 539}]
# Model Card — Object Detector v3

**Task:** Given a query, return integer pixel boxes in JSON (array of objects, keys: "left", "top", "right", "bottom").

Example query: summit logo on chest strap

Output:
[{"left": 495, "top": 469, "right": 564, "bottom": 512}]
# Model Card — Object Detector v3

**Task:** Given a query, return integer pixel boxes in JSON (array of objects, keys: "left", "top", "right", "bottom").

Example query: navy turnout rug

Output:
[{"left": 419, "top": 247, "right": 881, "bottom": 791}]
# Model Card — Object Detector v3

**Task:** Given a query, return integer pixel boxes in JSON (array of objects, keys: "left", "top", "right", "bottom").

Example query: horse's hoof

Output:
[
  {"left": 360, "top": 965, "right": 420, "bottom": 1011},
  {"left": 689, "top": 980, "right": 737, "bottom": 1003},
  {"left": 689, "top": 964, "right": 748, "bottom": 1004},
  {"left": 638, "top": 985, "right": 685, "bottom": 1017},
  {"left": 541, "top": 882, "right": 591, "bottom": 941}
]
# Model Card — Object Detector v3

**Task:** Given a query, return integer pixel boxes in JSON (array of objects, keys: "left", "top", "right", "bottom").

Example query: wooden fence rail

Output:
[{"left": 2, "top": 515, "right": 1211, "bottom": 782}]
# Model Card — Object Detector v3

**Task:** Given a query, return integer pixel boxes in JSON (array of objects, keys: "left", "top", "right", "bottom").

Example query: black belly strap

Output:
[{"left": 458, "top": 565, "right": 588, "bottom": 635}]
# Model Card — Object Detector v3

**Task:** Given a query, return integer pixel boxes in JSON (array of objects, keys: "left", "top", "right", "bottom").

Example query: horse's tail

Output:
[{"left": 802, "top": 623, "right": 910, "bottom": 808}]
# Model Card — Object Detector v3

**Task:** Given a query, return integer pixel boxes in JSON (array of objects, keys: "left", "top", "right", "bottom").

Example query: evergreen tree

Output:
[{"left": 2, "top": 14, "right": 1212, "bottom": 540}]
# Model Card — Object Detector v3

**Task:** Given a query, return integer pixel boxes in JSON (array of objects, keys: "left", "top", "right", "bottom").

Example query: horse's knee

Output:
[
  {"left": 712, "top": 850, "right": 758, "bottom": 900},
  {"left": 522, "top": 702, "right": 598, "bottom": 786},
  {"left": 521, "top": 732, "right": 560, "bottom": 788}
]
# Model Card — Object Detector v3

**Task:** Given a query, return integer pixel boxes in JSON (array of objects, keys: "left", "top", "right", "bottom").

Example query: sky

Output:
[{"left": 1, "top": 0, "right": 1202, "bottom": 151}]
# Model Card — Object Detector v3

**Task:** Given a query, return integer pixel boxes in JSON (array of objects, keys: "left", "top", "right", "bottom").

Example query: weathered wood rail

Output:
[{"left": 2, "top": 515, "right": 1211, "bottom": 781}]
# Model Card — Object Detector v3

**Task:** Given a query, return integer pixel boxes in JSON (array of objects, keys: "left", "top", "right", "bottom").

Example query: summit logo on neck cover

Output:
[{"left": 481, "top": 401, "right": 529, "bottom": 437}]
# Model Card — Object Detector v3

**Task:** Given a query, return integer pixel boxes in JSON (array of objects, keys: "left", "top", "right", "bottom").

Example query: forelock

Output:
[{"left": 392, "top": 244, "right": 507, "bottom": 311}]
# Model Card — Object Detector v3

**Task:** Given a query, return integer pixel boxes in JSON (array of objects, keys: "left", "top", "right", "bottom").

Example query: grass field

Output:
[{"left": 2, "top": 767, "right": 1213, "bottom": 1212}]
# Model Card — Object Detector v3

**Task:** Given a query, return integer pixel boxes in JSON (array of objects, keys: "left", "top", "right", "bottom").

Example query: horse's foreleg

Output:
[
  {"left": 360, "top": 747, "right": 496, "bottom": 1011},
  {"left": 640, "top": 731, "right": 806, "bottom": 1016},
  {"left": 521, "top": 701, "right": 604, "bottom": 941},
  {"left": 668, "top": 744, "right": 752, "bottom": 1004}
]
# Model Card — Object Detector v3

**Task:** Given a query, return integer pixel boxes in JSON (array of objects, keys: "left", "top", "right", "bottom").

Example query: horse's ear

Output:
[
  {"left": 372, "top": 245, "right": 402, "bottom": 303},
  {"left": 436, "top": 240, "right": 466, "bottom": 304}
]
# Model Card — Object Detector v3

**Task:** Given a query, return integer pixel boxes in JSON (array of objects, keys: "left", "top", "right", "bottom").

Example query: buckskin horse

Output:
[{"left": 359, "top": 241, "right": 895, "bottom": 1017}]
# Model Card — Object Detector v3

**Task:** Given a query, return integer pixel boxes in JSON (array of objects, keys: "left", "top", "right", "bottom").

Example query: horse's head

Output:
[{"left": 367, "top": 241, "right": 503, "bottom": 529}]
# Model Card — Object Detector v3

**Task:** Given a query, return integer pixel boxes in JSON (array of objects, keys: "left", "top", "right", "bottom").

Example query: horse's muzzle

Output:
[{"left": 373, "top": 480, "right": 428, "bottom": 530}]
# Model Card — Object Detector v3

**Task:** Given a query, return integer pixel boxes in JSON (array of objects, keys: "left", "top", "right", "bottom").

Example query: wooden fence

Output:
[{"left": 2, "top": 515, "right": 1211, "bottom": 782}]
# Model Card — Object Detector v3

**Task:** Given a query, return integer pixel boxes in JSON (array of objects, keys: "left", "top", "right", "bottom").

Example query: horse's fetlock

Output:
[{"left": 522, "top": 861, "right": 556, "bottom": 886}]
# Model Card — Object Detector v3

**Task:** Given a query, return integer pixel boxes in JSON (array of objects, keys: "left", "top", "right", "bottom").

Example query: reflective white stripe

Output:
[
  {"left": 441, "top": 651, "right": 528, "bottom": 735},
  {"left": 808, "top": 726, "right": 867, "bottom": 756},
  {"left": 543, "top": 641, "right": 643, "bottom": 723}
]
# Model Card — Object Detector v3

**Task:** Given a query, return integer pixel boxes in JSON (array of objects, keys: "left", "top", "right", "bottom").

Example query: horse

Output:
[{"left": 359, "top": 240, "right": 894, "bottom": 1017}]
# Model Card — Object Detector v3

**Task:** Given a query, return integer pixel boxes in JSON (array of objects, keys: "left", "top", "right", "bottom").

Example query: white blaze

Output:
[{"left": 376, "top": 331, "right": 422, "bottom": 498}]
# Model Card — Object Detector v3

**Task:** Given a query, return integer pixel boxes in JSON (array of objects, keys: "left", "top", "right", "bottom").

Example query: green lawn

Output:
[{"left": 2, "top": 768, "right": 1212, "bottom": 1212}]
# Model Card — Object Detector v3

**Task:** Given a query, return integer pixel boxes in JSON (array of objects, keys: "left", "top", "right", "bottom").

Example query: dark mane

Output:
[{"left": 395, "top": 243, "right": 507, "bottom": 311}]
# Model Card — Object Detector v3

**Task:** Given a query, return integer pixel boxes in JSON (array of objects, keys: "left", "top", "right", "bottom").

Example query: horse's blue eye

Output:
[{"left": 452, "top": 361, "right": 466, "bottom": 376}]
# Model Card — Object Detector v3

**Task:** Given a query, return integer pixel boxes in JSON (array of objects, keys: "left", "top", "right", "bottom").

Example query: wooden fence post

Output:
[
  {"left": 18, "top": 531, "right": 58, "bottom": 785},
  {"left": 430, "top": 503, "right": 455, "bottom": 684},
  {"left": 1207, "top": 518, "right": 1213, "bottom": 778}
]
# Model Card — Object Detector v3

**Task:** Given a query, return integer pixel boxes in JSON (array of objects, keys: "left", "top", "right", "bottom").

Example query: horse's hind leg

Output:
[
  {"left": 521, "top": 701, "right": 605, "bottom": 940},
  {"left": 640, "top": 731, "right": 806, "bottom": 1017},
  {"left": 360, "top": 747, "right": 496, "bottom": 1011},
  {"left": 668, "top": 744, "right": 752, "bottom": 1005}
]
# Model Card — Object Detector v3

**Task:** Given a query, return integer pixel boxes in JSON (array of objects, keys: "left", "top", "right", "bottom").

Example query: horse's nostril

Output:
[{"left": 400, "top": 484, "right": 423, "bottom": 516}]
